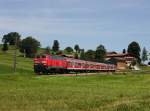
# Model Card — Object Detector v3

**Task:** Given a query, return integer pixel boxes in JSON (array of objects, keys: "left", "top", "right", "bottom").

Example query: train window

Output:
[
  {"left": 78, "top": 63, "right": 81, "bottom": 66},
  {"left": 72, "top": 62, "right": 75, "bottom": 66},
  {"left": 85, "top": 64, "right": 89, "bottom": 67},
  {"left": 81, "top": 63, "right": 85, "bottom": 67},
  {"left": 96, "top": 65, "right": 100, "bottom": 69},
  {"left": 75, "top": 63, "right": 78, "bottom": 66},
  {"left": 90, "top": 64, "right": 94, "bottom": 67},
  {"left": 68, "top": 62, "right": 72, "bottom": 66}
]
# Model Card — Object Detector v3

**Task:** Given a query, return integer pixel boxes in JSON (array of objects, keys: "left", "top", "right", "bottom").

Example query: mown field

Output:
[{"left": 0, "top": 46, "right": 150, "bottom": 111}]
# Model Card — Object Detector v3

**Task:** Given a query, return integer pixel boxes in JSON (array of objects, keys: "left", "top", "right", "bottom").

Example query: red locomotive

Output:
[{"left": 34, "top": 54, "right": 116, "bottom": 74}]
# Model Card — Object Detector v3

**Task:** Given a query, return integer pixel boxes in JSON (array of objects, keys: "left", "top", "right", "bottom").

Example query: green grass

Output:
[
  {"left": 0, "top": 46, "right": 150, "bottom": 111},
  {"left": 0, "top": 73, "right": 150, "bottom": 111}
]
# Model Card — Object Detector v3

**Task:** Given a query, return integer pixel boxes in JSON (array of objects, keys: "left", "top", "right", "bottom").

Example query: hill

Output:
[
  {"left": 0, "top": 45, "right": 33, "bottom": 74},
  {"left": 0, "top": 46, "right": 150, "bottom": 111}
]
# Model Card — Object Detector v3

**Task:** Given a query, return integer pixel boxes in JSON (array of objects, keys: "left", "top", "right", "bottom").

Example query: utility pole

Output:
[{"left": 13, "top": 37, "right": 17, "bottom": 72}]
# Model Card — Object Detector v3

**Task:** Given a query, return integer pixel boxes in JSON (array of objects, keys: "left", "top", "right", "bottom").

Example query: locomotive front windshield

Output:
[{"left": 51, "top": 55, "right": 64, "bottom": 60}]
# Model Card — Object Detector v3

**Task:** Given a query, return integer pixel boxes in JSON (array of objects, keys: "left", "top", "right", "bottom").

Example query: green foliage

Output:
[
  {"left": 123, "top": 49, "right": 126, "bottom": 53},
  {"left": 52, "top": 40, "right": 59, "bottom": 53},
  {"left": 2, "top": 32, "right": 21, "bottom": 45},
  {"left": 141, "top": 47, "right": 148, "bottom": 63},
  {"left": 64, "top": 47, "right": 73, "bottom": 54},
  {"left": 74, "top": 44, "right": 80, "bottom": 53},
  {"left": 84, "top": 50, "right": 95, "bottom": 61},
  {"left": 127, "top": 41, "right": 141, "bottom": 63},
  {"left": 95, "top": 45, "right": 106, "bottom": 62},
  {"left": 2, "top": 42, "right": 8, "bottom": 52},
  {"left": 19, "top": 37, "right": 41, "bottom": 58},
  {"left": 80, "top": 49, "right": 85, "bottom": 60},
  {"left": 74, "top": 53, "right": 79, "bottom": 59},
  {"left": 56, "top": 50, "right": 63, "bottom": 55}
]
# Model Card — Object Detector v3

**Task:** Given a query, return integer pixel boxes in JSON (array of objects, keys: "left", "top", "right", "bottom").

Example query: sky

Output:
[{"left": 0, "top": 0, "right": 150, "bottom": 52}]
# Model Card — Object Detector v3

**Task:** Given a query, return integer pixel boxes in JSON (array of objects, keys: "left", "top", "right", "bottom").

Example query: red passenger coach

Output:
[
  {"left": 34, "top": 54, "right": 116, "bottom": 74},
  {"left": 66, "top": 58, "right": 86, "bottom": 71}
]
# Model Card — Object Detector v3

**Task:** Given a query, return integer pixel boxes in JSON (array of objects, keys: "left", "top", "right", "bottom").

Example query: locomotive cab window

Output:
[{"left": 51, "top": 55, "right": 64, "bottom": 60}]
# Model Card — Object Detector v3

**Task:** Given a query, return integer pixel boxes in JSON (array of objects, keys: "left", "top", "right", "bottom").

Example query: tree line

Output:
[
  {"left": 41, "top": 40, "right": 107, "bottom": 62},
  {"left": 1, "top": 32, "right": 149, "bottom": 64}
]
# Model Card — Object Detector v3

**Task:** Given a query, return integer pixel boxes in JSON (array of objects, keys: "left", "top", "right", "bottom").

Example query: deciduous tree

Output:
[
  {"left": 52, "top": 40, "right": 59, "bottom": 53},
  {"left": 95, "top": 45, "right": 106, "bottom": 62},
  {"left": 2, "top": 32, "right": 21, "bottom": 46},
  {"left": 64, "top": 47, "right": 73, "bottom": 54},
  {"left": 122, "top": 49, "right": 126, "bottom": 53},
  {"left": 19, "top": 37, "right": 40, "bottom": 58},
  {"left": 127, "top": 41, "right": 141, "bottom": 63},
  {"left": 84, "top": 50, "right": 95, "bottom": 61},
  {"left": 74, "top": 44, "right": 80, "bottom": 53},
  {"left": 141, "top": 47, "right": 148, "bottom": 63}
]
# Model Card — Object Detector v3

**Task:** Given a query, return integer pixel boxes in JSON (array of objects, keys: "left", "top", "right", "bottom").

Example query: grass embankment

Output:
[
  {"left": 0, "top": 46, "right": 33, "bottom": 74},
  {"left": 0, "top": 46, "right": 150, "bottom": 111}
]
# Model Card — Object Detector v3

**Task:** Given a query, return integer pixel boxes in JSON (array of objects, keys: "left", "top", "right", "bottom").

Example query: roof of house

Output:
[
  {"left": 106, "top": 53, "right": 135, "bottom": 58},
  {"left": 107, "top": 51, "right": 117, "bottom": 55}
]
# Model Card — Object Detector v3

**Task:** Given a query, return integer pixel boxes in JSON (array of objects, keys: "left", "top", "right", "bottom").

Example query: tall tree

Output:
[
  {"left": 122, "top": 49, "right": 126, "bottom": 53},
  {"left": 64, "top": 47, "right": 73, "bottom": 54},
  {"left": 95, "top": 45, "right": 106, "bottom": 62},
  {"left": 2, "top": 42, "right": 8, "bottom": 52},
  {"left": 52, "top": 40, "right": 59, "bottom": 52},
  {"left": 127, "top": 41, "right": 141, "bottom": 63},
  {"left": 84, "top": 50, "right": 95, "bottom": 61},
  {"left": 19, "top": 37, "right": 40, "bottom": 58},
  {"left": 2, "top": 32, "right": 21, "bottom": 45},
  {"left": 141, "top": 47, "right": 148, "bottom": 63},
  {"left": 74, "top": 44, "right": 80, "bottom": 53}
]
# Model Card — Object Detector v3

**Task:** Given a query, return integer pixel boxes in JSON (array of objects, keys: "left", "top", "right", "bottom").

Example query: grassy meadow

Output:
[{"left": 0, "top": 46, "right": 150, "bottom": 111}]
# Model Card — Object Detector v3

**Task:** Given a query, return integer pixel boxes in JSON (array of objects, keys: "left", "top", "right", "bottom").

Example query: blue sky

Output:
[{"left": 0, "top": 0, "right": 150, "bottom": 52}]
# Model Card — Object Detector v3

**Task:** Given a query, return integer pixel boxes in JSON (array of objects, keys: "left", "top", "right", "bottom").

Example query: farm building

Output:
[
  {"left": 106, "top": 53, "right": 135, "bottom": 70},
  {"left": 106, "top": 58, "right": 126, "bottom": 70}
]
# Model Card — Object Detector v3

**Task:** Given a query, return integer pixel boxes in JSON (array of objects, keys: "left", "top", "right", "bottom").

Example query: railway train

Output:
[{"left": 34, "top": 54, "right": 116, "bottom": 74}]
